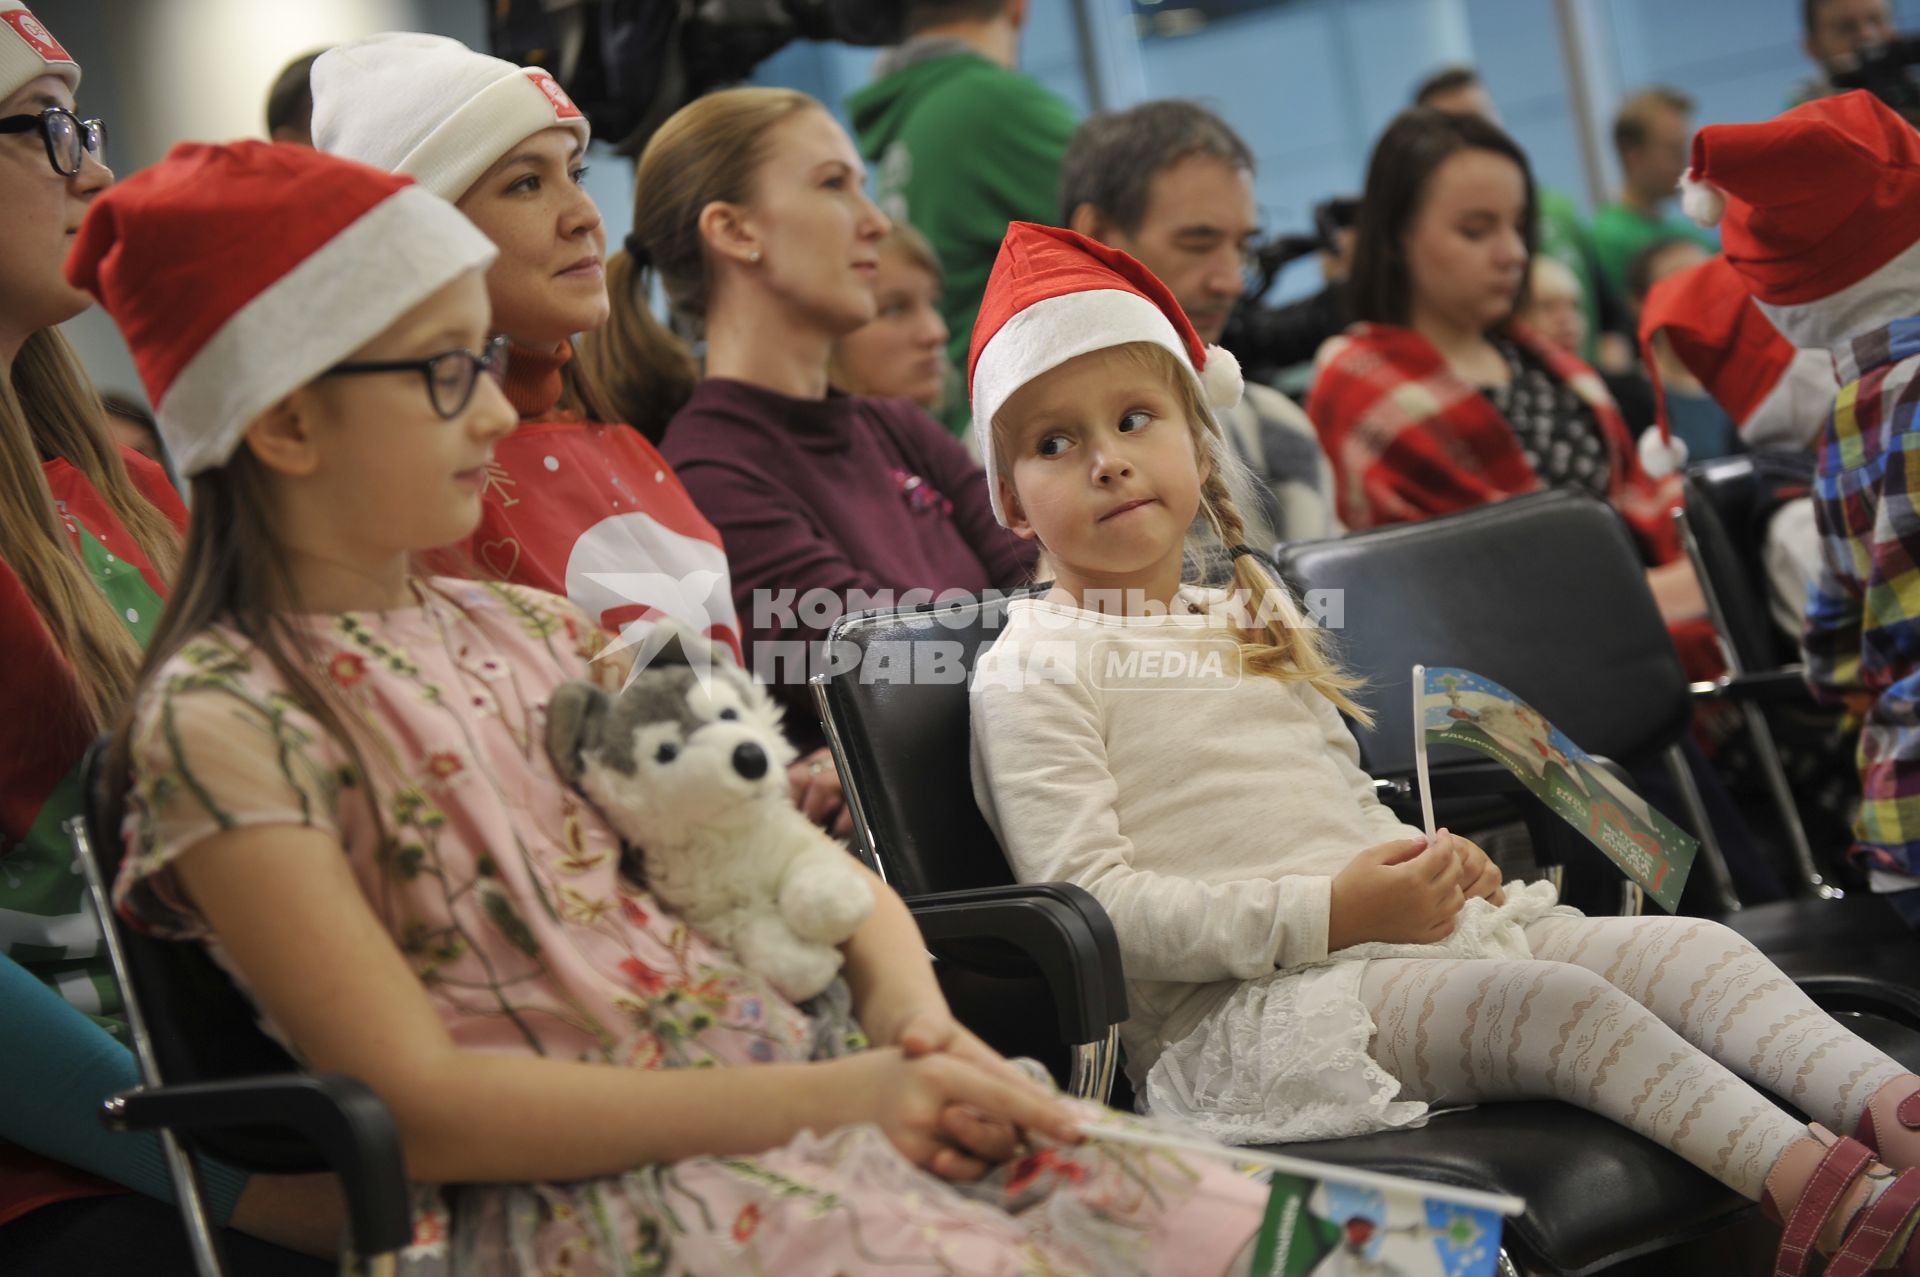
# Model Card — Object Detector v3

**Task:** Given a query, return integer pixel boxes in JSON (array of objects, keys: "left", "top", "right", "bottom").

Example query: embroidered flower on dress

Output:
[
  {"left": 620, "top": 1034, "right": 664, "bottom": 1069},
  {"left": 732, "top": 1203, "right": 761, "bottom": 1243},
  {"left": 328, "top": 652, "right": 367, "bottom": 687},
  {"left": 474, "top": 657, "right": 510, "bottom": 681},
  {"left": 425, "top": 751, "right": 464, "bottom": 782},
  {"left": 559, "top": 884, "right": 614, "bottom": 926},
  {"left": 557, "top": 816, "right": 609, "bottom": 873},
  {"left": 1005, "top": 1147, "right": 1088, "bottom": 1195},
  {"left": 402, "top": 1202, "right": 450, "bottom": 1260},
  {"left": 620, "top": 957, "right": 669, "bottom": 996}
]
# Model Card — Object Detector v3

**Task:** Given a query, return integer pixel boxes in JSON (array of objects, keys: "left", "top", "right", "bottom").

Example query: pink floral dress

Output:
[{"left": 115, "top": 579, "right": 1266, "bottom": 1276}]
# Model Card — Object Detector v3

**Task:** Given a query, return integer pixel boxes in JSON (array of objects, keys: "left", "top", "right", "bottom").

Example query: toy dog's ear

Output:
[
  {"left": 649, "top": 624, "right": 692, "bottom": 669},
  {"left": 645, "top": 620, "right": 721, "bottom": 672},
  {"left": 546, "top": 681, "right": 610, "bottom": 786}
]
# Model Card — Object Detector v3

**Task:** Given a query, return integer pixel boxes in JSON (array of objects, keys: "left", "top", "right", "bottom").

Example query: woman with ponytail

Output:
[
  {"left": 586, "top": 87, "right": 1033, "bottom": 752},
  {"left": 0, "top": 6, "right": 334, "bottom": 1269}
]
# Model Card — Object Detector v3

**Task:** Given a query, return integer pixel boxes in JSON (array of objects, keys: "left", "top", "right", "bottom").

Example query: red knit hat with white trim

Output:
[
  {"left": 0, "top": 3, "right": 75, "bottom": 101},
  {"left": 968, "top": 221, "right": 1244, "bottom": 525},
  {"left": 1637, "top": 255, "right": 1835, "bottom": 469},
  {"left": 65, "top": 141, "right": 497, "bottom": 477},
  {"left": 1680, "top": 90, "right": 1920, "bottom": 349}
]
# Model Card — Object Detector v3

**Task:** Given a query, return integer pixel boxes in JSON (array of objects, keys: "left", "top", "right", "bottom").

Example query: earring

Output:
[{"left": 749, "top": 249, "right": 762, "bottom": 263}]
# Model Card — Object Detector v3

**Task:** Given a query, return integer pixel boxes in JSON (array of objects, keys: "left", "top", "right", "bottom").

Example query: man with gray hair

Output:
[{"left": 1062, "top": 100, "right": 1340, "bottom": 548}]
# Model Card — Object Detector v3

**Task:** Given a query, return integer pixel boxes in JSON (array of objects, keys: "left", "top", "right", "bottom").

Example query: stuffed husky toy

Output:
[{"left": 546, "top": 626, "right": 874, "bottom": 1002}]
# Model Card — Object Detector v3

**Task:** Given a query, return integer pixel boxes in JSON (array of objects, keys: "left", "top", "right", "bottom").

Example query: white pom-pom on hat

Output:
[
  {"left": 1679, "top": 171, "right": 1727, "bottom": 228},
  {"left": 1637, "top": 425, "right": 1689, "bottom": 480},
  {"left": 1200, "top": 343, "right": 1244, "bottom": 411}
]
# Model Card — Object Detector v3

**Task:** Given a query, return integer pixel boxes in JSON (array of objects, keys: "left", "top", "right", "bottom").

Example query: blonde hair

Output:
[
  {"left": 876, "top": 221, "right": 942, "bottom": 281},
  {"left": 577, "top": 86, "right": 819, "bottom": 441},
  {"left": 1, "top": 328, "right": 182, "bottom": 730},
  {"left": 991, "top": 341, "right": 1369, "bottom": 721},
  {"left": 827, "top": 222, "right": 948, "bottom": 405}
]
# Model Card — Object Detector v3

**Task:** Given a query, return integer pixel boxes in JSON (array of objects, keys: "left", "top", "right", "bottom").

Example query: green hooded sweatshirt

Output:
[{"left": 849, "top": 43, "right": 1078, "bottom": 436}]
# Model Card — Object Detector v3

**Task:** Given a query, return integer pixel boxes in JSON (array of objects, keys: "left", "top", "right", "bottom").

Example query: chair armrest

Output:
[
  {"left": 907, "top": 887, "right": 1125, "bottom": 1045},
  {"left": 1691, "top": 668, "right": 1813, "bottom": 705},
  {"left": 102, "top": 1073, "right": 411, "bottom": 1258},
  {"left": 907, "top": 882, "right": 1126, "bottom": 1016},
  {"left": 1791, "top": 974, "right": 1920, "bottom": 1033}
]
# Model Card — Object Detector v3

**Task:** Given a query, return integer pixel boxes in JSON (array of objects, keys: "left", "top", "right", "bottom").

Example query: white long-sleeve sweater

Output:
[{"left": 969, "top": 591, "right": 1421, "bottom": 1078}]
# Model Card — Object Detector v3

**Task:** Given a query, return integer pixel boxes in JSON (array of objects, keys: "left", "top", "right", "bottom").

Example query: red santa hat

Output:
[
  {"left": 66, "top": 141, "right": 497, "bottom": 477},
  {"left": 1637, "top": 255, "right": 1836, "bottom": 470},
  {"left": 0, "top": 3, "right": 75, "bottom": 102},
  {"left": 1680, "top": 90, "right": 1920, "bottom": 351},
  {"left": 968, "top": 221, "right": 1244, "bottom": 525}
]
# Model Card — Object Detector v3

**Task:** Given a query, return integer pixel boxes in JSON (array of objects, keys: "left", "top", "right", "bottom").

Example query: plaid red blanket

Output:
[{"left": 1306, "top": 321, "right": 1682, "bottom": 564}]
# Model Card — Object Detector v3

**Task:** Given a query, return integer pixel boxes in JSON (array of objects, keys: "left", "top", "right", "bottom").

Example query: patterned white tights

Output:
[{"left": 1357, "top": 915, "right": 1909, "bottom": 1199}]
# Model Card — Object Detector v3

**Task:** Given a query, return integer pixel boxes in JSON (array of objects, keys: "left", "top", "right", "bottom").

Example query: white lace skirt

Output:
[{"left": 1142, "top": 880, "right": 1571, "bottom": 1146}]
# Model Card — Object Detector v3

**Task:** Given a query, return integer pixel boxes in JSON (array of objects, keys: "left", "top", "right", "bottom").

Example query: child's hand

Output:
[
  {"left": 787, "top": 748, "right": 854, "bottom": 837},
  {"left": 881, "top": 1007, "right": 1056, "bottom": 1178},
  {"left": 828, "top": 1048, "right": 1081, "bottom": 1182},
  {"left": 1327, "top": 834, "right": 1464, "bottom": 951},
  {"left": 1446, "top": 829, "right": 1506, "bottom": 905}
]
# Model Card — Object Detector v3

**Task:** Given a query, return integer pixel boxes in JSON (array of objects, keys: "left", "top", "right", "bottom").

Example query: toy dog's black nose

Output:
[{"left": 732, "top": 742, "right": 768, "bottom": 781}]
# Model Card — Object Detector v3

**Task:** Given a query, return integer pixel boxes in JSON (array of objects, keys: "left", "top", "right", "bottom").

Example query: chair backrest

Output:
[
  {"left": 814, "top": 596, "right": 1018, "bottom": 899},
  {"left": 1682, "top": 456, "right": 1789, "bottom": 671},
  {"left": 1275, "top": 490, "right": 1693, "bottom": 778},
  {"left": 77, "top": 739, "right": 315, "bottom": 1170}
]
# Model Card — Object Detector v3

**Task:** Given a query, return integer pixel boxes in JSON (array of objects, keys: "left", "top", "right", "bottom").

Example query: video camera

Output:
[
  {"left": 1244, "top": 196, "right": 1359, "bottom": 302},
  {"left": 490, "top": 0, "right": 908, "bottom": 157},
  {"left": 1829, "top": 36, "right": 1920, "bottom": 119},
  {"left": 1222, "top": 196, "right": 1360, "bottom": 382}
]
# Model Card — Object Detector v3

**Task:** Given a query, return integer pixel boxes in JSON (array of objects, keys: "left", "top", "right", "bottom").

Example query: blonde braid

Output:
[{"left": 1196, "top": 436, "right": 1372, "bottom": 724}]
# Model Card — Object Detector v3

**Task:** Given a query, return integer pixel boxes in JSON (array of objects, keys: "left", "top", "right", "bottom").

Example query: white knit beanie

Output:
[
  {"left": 311, "top": 33, "right": 590, "bottom": 202},
  {"left": 0, "top": 3, "right": 77, "bottom": 103}
]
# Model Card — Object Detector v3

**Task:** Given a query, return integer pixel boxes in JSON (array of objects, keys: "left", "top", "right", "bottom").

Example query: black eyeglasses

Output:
[
  {"left": 0, "top": 106, "right": 106, "bottom": 177},
  {"left": 323, "top": 335, "right": 510, "bottom": 419}
]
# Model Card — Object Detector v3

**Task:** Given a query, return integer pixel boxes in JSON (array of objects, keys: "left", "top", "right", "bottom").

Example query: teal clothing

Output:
[
  {"left": 1535, "top": 187, "right": 1602, "bottom": 362},
  {"left": 1667, "top": 389, "right": 1740, "bottom": 463},
  {"left": 1590, "top": 202, "right": 1719, "bottom": 299},
  {"left": 0, "top": 951, "right": 247, "bottom": 1221},
  {"left": 849, "top": 44, "right": 1077, "bottom": 436},
  {"left": 0, "top": 452, "right": 248, "bottom": 1223}
]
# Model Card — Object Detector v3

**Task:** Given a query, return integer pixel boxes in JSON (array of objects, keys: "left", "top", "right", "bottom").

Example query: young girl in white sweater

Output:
[{"left": 966, "top": 222, "right": 1920, "bottom": 1274}]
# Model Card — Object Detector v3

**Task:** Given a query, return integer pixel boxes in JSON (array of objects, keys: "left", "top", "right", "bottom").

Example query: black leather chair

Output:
[
  {"left": 814, "top": 593, "right": 1759, "bottom": 1276},
  {"left": 72, "top": 729, "right": 1132, "bottom": 1276},
  {"left": 1274, "top": 490, "right": 1920, "bottom": 1017},
  {"left": 1682, "top": 456, "right": 1797, "bottom": 671},
  {"left": 68, "top": 739, "right": 411, "bottom": 1276},
  {"left": 809, "top": 594, "right": 1126, "bottom": 1098},
  {"left": 1679, "top": 456, "right": 1843, "bottom": 897}
]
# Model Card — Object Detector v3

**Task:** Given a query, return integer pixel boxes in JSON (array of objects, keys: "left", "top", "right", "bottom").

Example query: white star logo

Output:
[{"left": 583, "top": 570, "right": 726, "bottom": 692}]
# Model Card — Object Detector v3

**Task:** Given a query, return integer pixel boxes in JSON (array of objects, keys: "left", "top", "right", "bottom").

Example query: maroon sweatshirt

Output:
[{"left": 662, "top": 378, "right": 1036, "bottom": 747}]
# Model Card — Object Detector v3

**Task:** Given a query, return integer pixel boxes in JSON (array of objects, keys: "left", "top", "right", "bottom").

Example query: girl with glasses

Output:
[{"left": 0, "top": 4, "right": 336, "bottom": 1271}]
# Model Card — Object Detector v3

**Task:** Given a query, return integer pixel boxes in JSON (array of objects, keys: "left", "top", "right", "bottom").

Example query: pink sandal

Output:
[
  {"left": 1763, "top": 1128, "right": 1920, "bottom": 1276},
  {"left": 1857, "top": 1076, "right": 1920, "bottom": 1170}
]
